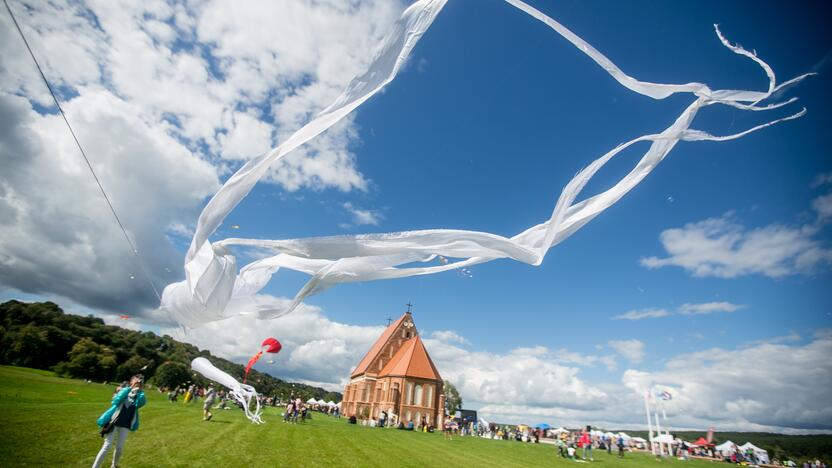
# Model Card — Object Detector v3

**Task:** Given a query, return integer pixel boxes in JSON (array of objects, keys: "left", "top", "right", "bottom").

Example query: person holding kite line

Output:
[{"left": 92, "top": 374, "right": 146, "bottom": 468}]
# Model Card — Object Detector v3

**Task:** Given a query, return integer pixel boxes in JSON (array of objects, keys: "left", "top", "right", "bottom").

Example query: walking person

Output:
[
  {"left": 203, "top": 384, "right": 216, "bottom": 421},
  {"left": 92, "top": 375, "right": 146, "bottom": 468}
]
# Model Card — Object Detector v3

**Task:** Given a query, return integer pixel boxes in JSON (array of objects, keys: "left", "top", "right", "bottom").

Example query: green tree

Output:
[
  {"left": 444, "top": 380, "right": 463, "bottom": 414},
  {"left": 116, "top": 355, "right": 153, "bottom": 382},
  {"left": 54, "top": 337, "right": 116, "bottom": 381},
  {"left": 8, "top": 323, "right": 51, "bottom": 368},
  {"left": 153, "top": 361, "right": 190, "bottom": 389}
]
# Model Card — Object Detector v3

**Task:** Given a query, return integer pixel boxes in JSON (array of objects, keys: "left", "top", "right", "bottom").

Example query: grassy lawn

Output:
[{"left": 0, "top": 366, "right": 719, "bottom": 467}]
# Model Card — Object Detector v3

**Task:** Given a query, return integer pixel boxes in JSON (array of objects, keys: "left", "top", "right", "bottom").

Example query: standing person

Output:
[
  {"left": 618, "top": 434, "right": 625, "bottom": 458},
  {"left": 93, "top": 375, "right": 146, "bottom": 468},
  {"left": 580, "top": 428, "right": 593, "bottom": 461},
  {"left": 283, "top": 399, "right": 294, "bottom": 423},
  {"left": 202, "top": 384, "right": 217, "bottom": 421}
]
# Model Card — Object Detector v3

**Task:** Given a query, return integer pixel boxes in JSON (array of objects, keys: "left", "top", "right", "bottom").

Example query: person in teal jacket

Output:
[{"left": 92, "top": 375, "right": 146, "bottom": 468}]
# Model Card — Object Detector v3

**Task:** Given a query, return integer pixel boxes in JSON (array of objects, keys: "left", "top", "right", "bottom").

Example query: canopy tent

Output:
[
  {"left": 335, "top": 402, "right": 341, "bottom": 407},
  {"left": 617, "top": 432, "right": 631, "bottom": 440},
  {"left": 693, "top": 437, "right": 712, "bottom": 446},
  {"left": 715, "top": 440, "right": 737, "bottom": 455},
  {"left": 306, "top": 397, "right": 317, "bottom": 404},
  {"left": 553, "top": 427, "right": 569, "bottom": 434},
  {"left": 653, "top": 434, "right": 677, "bottom": 444},
  {"left": 316, "top": 399, "right": 326, "bottom": 405},
  {"left": 479, "top": 417, "right": 490, "bottom": 428},
  {"left": 739, "top": 443, "right": 770, "bottom": 464},
  {"left": 604, "top": 432, "right": 616, "bottom": 438},
  {"left": 535, "top": 423, "right": 551, "bottom": 430},
  {"left": 327, "top": 400, "right": 337, "bottom": 407},
  {"left": 630, "top": 437, "right": 647, "bottom": 443}
]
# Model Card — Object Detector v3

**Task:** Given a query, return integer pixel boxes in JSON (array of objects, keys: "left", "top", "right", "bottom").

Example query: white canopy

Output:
[
  {"left": 335, "top": 401, "right": 341, "bottom": 407},
  {"left": 327, "top": 400, "right": 337, "bottom": 407},
  {"left": 715, "top": 440, "right": 736, "bottom": 454},
  {"left": 604, "top": 432, "right": 616, "bottom": 438},
  {"left": 316, "top": 399, "right": 326, "bottom": 405},
  {"left": 553, "top": 427, "right": 569, "bottom": 434},
  {"left": 306, "top": 397, "right": 317, "bottom": 404},
  {"left": 739, "top": 443, "right": 769, "bottom": 464},
  {"left": 653, "top": 434, "right": 676, "bottom": 444},
  {"left": 617, "top": 432, "right": 631, "bottom": 440},
  {"left": 630, "top": 437, "right": 647, "bottom": 443}
]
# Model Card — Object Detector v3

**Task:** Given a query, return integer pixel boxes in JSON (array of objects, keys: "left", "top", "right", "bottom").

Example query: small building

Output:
[{"left": 341, "top": 310, "right": 445, "bottom": 428}]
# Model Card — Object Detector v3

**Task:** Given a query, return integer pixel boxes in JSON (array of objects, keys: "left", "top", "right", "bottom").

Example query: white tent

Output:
[
  {"left": 327, "top": 401, "right": 337, "bottom": 407},
  {"left": 715, "top": 440, "right": 737, "bottom": 456},
  {"left": 335, "top": 401, "right": 341, "bottom": 407},
  {"left": 653, "top": 434, "right": 677, "bottom": 444},
  {"left": 553, "top": 427, "right": 569, "bottom": 434},
  {"left": 306, "top": 397, "right": 317, "bottom": 404},
  {"left": 617, "top": 432, "right": 631, "bottom": 440},
  {"left": 739, "top": 442, "right": 769, "bottom": 464},
  {"left": 317, "top": 399, "right": 327, "bottom": 405}
]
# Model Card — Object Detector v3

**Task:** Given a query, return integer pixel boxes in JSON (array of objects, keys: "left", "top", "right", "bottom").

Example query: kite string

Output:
[{"left": 3, "top": 0, "right": 161, "bottom": 301}]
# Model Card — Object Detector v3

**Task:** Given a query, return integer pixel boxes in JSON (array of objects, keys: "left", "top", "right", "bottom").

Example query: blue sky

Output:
[{"left": 1, "top": 0, "right": 830, "bottom": 431}]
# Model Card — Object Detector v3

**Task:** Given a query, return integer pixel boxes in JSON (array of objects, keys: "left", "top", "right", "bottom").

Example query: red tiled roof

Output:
[
  {"left": 379, "top": 335, "right": 442, "bottom": 381},
  {"left": 350, "top": 313, "right": 407, "bottom": 378}
]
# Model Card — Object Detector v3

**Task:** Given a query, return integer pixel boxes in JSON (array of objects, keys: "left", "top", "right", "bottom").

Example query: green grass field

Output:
[{"left": 0, "top": 366, "right": 720, "bottom": 467}]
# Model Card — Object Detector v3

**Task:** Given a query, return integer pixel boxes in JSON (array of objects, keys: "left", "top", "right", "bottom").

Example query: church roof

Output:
[
  {"left": 379, "top": 335, "right": 442, "bottom": 381},
  {"left": 350, "top": 313, "right": 408, "bottom": 378}
]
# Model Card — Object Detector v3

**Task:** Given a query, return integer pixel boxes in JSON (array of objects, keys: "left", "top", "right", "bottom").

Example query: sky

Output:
[{"left": 1, "top": 0, "right": 831, "bottom": 433}]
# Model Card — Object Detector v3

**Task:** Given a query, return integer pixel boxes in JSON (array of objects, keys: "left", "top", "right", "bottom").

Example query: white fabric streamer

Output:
[
  {"left": 191, "top": 357, "right": 263, "bottom": 424},
  {"left": 161, "top": 0, "right": 812, "bottom": 328}
]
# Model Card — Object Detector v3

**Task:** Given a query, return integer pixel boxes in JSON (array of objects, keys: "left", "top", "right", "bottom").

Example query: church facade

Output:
[{"left": 341, "top": 311, "right": 445, "bottom": 428}]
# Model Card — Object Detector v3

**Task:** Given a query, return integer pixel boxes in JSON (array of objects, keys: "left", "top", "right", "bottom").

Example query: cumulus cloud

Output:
[
  {"left": 607, "top": 339, "right": 645, "bottom": 363},
  {"left": 0, "top": 90, "right": 218, "bottom": 312},
  {"left": 342, "top": 202, "right": 383, "bottom": 227},
  {"left": 430, "top": 330, "right": 469, "bottom": 345},
  {"left": 641, "top": 213, "right": 832, "bottom": 279},
  {"left": 622, "top": 335, "right": 832, "bottom": 432},
  {"left": 0, "top": 0, "right": 407, "bottom": 314}
]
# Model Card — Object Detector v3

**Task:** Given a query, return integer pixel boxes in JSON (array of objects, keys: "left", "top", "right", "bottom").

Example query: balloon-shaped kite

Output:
[
  {"left": 191, "top": 357, "right": 263, "bottom": 424},
  {"left": 243, "top": 337, "right": 282, "bottom": 384}
]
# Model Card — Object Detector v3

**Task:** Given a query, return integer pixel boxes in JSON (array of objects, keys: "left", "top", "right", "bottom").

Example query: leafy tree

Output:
[
  {"left": 8, "top": 323, "right": 51, "bottom": 368},
  {"left": 116, "top": 355, "right": 153, "bottom": 382},
  {"left": 153, "top": 361, "right": 190, "bottom": 389},
  {"left": 444, "top": 380, "right": 463, "bottom": 414},
  {"left": 54, "top": 337, "right": 116, "bottom": 381}
]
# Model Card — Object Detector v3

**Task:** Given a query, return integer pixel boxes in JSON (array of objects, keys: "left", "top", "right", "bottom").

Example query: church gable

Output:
[{"left": 351, "top": 312, "right": 419, "bottom": 378}]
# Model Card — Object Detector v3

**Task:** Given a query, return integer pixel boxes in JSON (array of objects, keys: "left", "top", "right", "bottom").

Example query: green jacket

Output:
[{"left": 96, "top": 387, "right": 146, "bottom": 431}]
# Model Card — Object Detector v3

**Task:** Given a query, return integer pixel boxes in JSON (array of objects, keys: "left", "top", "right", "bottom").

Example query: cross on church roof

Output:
[{"left": 405, "top": 301, "right": 413, "bottom": 313}]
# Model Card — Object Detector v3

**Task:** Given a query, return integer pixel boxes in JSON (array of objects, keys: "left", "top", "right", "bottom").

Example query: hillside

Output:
[{"left": 0, "top": 300, "right": 341, "bottom": 402}]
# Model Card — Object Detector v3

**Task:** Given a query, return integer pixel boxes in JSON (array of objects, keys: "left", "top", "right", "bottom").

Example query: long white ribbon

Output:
[{"left": 161, "top": 0, "right": 811, "bottom": 328}]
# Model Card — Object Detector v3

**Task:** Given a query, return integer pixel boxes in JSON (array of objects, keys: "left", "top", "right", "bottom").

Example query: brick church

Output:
[{"left": 341, "top": 310, "right": 445, "bottom": 428}]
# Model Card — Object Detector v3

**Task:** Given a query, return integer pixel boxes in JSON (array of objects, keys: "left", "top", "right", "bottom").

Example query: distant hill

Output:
[{"left": 0, "top": 300, "right": 341, "bottom": 402}]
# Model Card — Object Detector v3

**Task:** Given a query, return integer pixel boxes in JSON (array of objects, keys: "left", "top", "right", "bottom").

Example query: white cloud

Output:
[
  {"left": 641, "top": 213, "right": 832, "bottom": 278},
  {"left": 0, "top": 0, "right": 408, "bottom": 313},
  {"left": 0, "top": 90, "right": 218, "bottom": 312},
  {"left": 613, "top": 308, "right": 670, "bottom": 320},
  {"left": 622, "top": 335, "right": 832, "bottom": 433},
  {"left": 342, "top": 202, "right": 382, "bottom": 226},
  {"left": 812, "top": 193, "right": 832, "bottom": 223},
  {"left": 430, "top": 330, "right": 469, "bottom": 345},
  {"left": 810, "top": 172, "right": 832, "bottom": 189},
  {"left": 161, "top": 294, "right": 832, "bottom": 432},
  {"left": 607, "top": 339, "right": 645, "bottom": 363},
  {"left": 678, "top": 302, "right": 744, "bottom": 315}
]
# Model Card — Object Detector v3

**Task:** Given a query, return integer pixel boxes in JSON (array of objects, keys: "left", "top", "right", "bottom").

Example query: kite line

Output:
[{"left": 3, "top": 0, "right": 161, "bottom": 301}]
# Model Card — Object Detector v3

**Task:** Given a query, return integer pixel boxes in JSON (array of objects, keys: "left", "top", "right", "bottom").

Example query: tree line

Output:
[{"left": 0, "top": 300, "right": 341, "bottom": 402}]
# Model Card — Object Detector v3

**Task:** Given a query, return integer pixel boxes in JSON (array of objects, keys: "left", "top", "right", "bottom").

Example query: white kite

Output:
[
  {"left": 160, "top": 0, "right": 812, "bottom": 328},
  {"left": 191, "top": 357, "right": 263, "bottom": 424}
]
